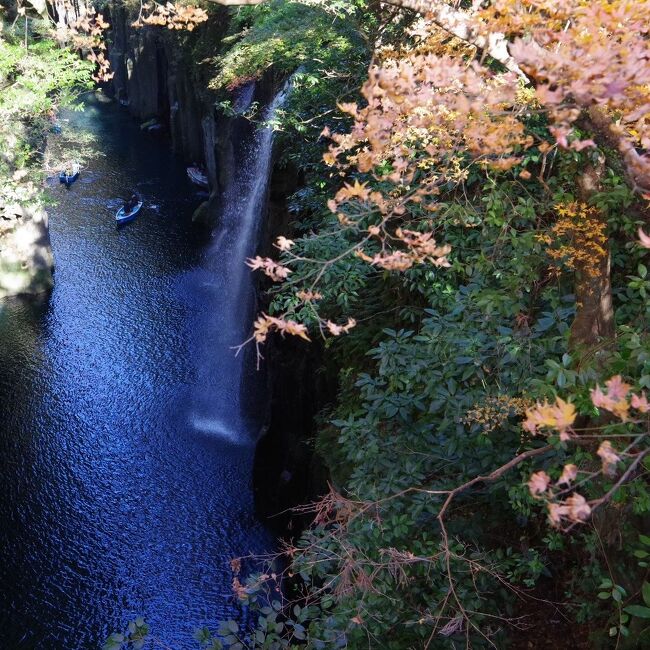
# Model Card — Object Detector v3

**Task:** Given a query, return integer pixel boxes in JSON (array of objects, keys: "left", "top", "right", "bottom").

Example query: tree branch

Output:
[{"left": 379, "top": 0, "right": 525, "bottom": 76}]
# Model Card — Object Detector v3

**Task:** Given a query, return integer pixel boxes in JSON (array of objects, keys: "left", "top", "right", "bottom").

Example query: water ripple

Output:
[{"left": 0, "top": 98, "right": 272, "bottom": 649}]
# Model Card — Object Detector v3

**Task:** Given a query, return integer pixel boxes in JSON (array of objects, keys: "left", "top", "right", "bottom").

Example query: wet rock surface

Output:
[{"left": 0, "top": 203, "right": 54, "bottom": 300}]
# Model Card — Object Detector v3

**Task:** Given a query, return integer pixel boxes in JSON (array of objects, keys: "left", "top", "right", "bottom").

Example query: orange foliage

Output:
[
  {"left": 523, "top": 397, "right": 576, "bottom": 440},
  {"left": 246, "top": 255, "right": 292, "bottom": 282},
  {"left": 319, "top": 0, "right": 650, "bottom": 280},
  {"left": 463, "top": 395, "right": 530, "bottom": 434},
  {"left": 537, "top": 202, "right": 607, "bottom": 278},
  {"left": 478, "top": 1, "right": 650, "bottom": 184},
  {"left": 590, "top": 374, "right": 650, "bottom": 421},
  {"left": 524, "top": 375, "right": 649, "bottom": 529},
  {"left": 56, "top": 7, "right": 113, "bottom": 82},
  {"left": 326, "top": 55, "right": 530, "bottom": 193},
  {"left": 133, "top": 2, "right": 208, "bottom": 31},
  {"left": 249, "top": 0, "right": 650, "bottom": 348},
  {"left": 252, "top": 313, "right": 310, "bottom": 344}
]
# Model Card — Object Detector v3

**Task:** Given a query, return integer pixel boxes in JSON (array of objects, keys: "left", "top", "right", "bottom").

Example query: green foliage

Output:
[
  {"left": 0, "top": 21, "right": 94, "bottom": 210},
  {"left": 103, "top": 618, "right": 150, "bottom": 650},
  {"left": 0, "top": 39, "right": 92, "bottom": 117},
  {"left": 256, "top": 118, "right": 650, "bottom": 649},
  {"left": 254, "top": 166, "right": 535, "bottom": 646},
  {"left": 593, "top": 548, "right": 650, "bottom": 645},
  {"left": 210, "top": 0, "right": 367, "bottom": 92}
]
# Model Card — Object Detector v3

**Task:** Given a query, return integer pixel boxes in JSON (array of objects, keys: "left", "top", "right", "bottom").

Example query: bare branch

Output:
[{"left": 380, "top": 0, "right": 525, "bottom": 76}]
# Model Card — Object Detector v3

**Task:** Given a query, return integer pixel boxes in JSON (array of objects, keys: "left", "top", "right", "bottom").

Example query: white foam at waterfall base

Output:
[
  {"left": 189, "top": 79, "right": 293, "bottom": 446},
  {"left": 190, "top": 415, "right": 241, "bottom": 444}
]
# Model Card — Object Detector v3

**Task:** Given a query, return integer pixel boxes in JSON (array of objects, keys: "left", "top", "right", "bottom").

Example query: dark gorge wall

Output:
[
  {"left": 105, "top": 7, "right": 329, "bottom": 535},
  {"left": 253, "top": 165, "right": 332, "bottom": 537},
  {"left": 107, "top": 2, "right": 211, "bottom": 175}
]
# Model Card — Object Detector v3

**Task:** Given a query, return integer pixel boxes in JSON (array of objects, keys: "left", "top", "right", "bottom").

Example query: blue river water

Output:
[{"left": 0, "top": 97, "right": 272, "bottom": 648}]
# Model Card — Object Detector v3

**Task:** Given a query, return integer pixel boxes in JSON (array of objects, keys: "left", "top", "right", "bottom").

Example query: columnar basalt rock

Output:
[{"left": 107, "top": 4, "right": 237, "bottom": 219}]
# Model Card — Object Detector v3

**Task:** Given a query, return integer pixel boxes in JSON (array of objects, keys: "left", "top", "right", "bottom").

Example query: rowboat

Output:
[
  {"left": 140, "top": 118, "right": 159, "bottom": 130},
  {"left": 115, "top": 201, "right": 143, "bottom": 225},
  {"left": 59, "top": 162, "right": 80, "bottom": 186},
  {"left": 187, "top": 166, "right": 208, "bottom": 189}
]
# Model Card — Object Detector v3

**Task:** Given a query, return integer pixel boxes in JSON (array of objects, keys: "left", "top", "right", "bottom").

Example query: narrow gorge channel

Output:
[{"left": 0, "top": 94, "right": 277, "bottom": 648}]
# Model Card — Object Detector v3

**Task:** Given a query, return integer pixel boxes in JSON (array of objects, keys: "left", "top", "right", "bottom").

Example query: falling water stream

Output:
[
  {"left": 0, "top": 89, "right": 285, "bottom": 648},
  {"left": 190, "top": 81, "right": 291, "bottom": 444}
]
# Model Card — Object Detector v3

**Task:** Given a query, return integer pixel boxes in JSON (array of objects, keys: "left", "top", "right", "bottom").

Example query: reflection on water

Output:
[{"left": 0, "top": 98, "right": 272, "bottom": 649}]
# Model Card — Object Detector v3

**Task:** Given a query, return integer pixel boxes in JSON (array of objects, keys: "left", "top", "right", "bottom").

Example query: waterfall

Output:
[
  {"left": 190, "top": 80, "right": 292, "bottom": 445},
  {"left": 233, "top": 81, "right": 256, "bottom": 115}
]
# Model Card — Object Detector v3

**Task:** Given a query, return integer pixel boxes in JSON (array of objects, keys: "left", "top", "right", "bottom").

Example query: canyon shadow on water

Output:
[{"left": 0, "top": 96, "right": 275, "bottom": 648}]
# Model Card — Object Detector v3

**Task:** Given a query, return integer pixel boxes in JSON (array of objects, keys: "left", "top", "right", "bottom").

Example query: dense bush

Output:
[
  {"left": 235, "top": 1, "right": 650, "bottom": 648},
  {"left": 0, "top": 16, "right": 93, "bottom": 219},
  {"left": 208, "top": 0, "right": 367, "bottom": 92}
]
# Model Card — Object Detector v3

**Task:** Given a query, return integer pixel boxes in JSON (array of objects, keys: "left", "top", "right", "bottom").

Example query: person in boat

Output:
[{"left": 123, "top": 194, "right": 139, "bottom": 214}]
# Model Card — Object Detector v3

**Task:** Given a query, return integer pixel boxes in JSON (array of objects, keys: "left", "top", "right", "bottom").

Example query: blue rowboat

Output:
[
  {"left": 187, "top": 166, "right": 208, "bottom": 189},
  {"left": 115, "top": 201, "right": 143, "bottom": 225},
  {"left": 59, "top": 162, "right": 80, "bottom": 186}
]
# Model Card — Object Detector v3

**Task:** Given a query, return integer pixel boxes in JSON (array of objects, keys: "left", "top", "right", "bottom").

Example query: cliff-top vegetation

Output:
[{"left": 0, "top": 3, "right": 94, "bottom": 296}]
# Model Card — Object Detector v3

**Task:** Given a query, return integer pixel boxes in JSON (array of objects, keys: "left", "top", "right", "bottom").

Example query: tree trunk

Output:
[{"left": 569, "top": 159, "right": 615, "bottom": 353}]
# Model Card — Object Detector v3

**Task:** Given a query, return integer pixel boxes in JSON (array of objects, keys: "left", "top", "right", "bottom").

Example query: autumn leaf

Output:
[
  {"left": 590, "top": 375, "right": 631, "bottom": 421},
  {"left": 275, "top": 236, "right": 295, "bottom": 251},
  {"left": 631, "top": 392, "right": 650, "bottom": 413},
  {"left": 523, "top": 397, "right": 575, "bottom": 438},
  {"left": 528, "top": 471, "right": 551, "bottom": 497},
  {"left": 557, "top": 464, "right": 578, "bottom": 487},
  {"left": 639, "top": 228, "right": 650, "bottom": 249},
  {"left": 565, "top": 493, "right": 591, "bottom": 522},
  {"left": 246, "top": 256, "right": 292, "bottom": 282},
  {"left": 597, "top": 441, "right": 621, "bottom": 476}
]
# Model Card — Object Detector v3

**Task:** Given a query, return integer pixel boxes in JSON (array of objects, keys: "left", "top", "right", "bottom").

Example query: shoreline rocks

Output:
[{"left": 0, "top": 203, "right": 54, "bottom": 300}]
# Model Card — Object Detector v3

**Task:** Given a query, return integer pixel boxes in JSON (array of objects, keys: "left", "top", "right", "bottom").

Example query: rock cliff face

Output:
[
  {"left": 0, "top": 203, "right": 53, "bottom": 300},
  {"left": 252, "top": 164, "right": 332, "bottom": 537},
  {"left": 108, "top": 2, "right": 208, "bottom": 165},
  {"left": 106, "top": 3, "right": 268, "bottom": 216}
]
